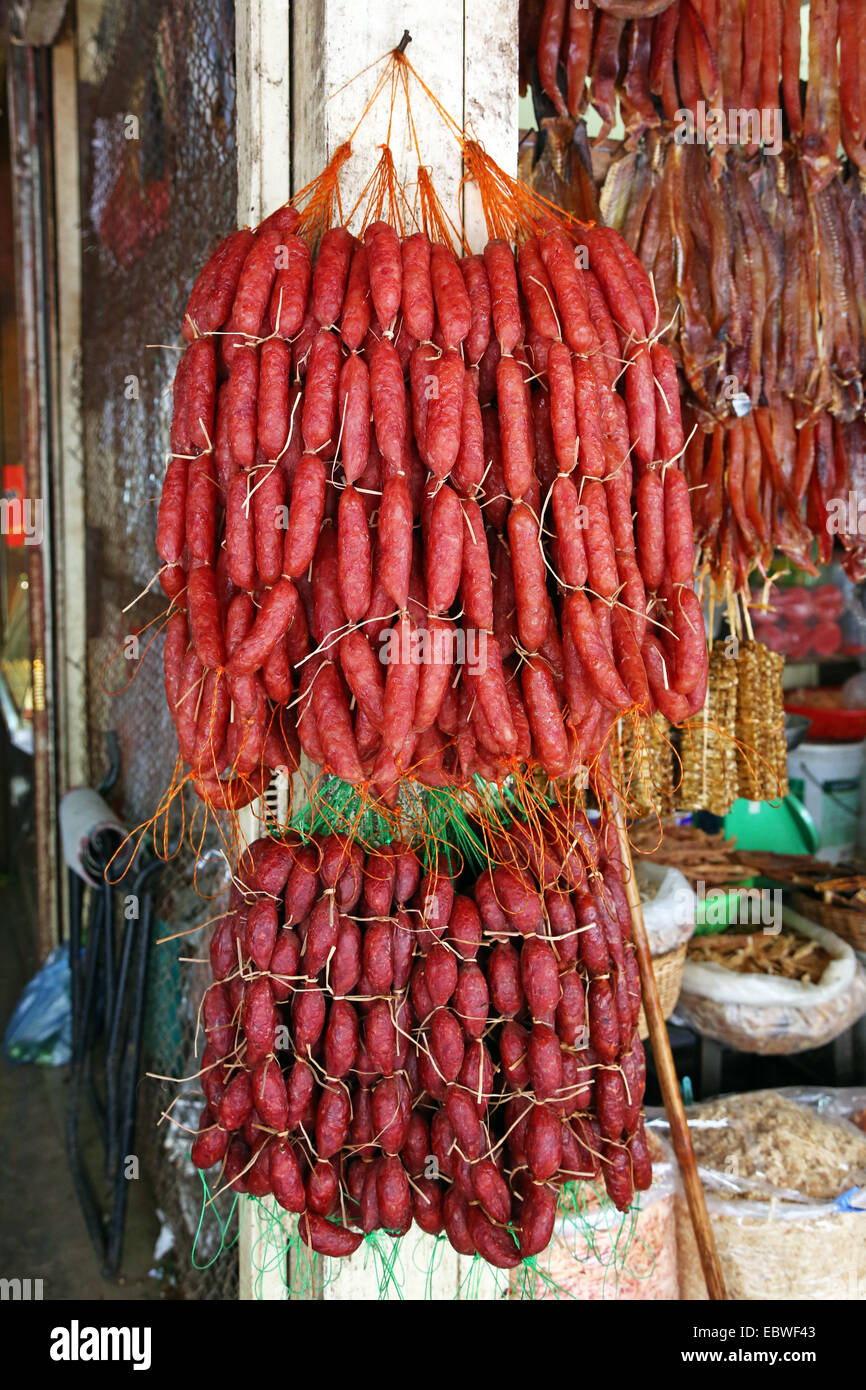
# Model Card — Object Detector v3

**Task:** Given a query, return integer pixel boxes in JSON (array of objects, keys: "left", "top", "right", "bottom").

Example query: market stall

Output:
[
  {"left": 143, "top": 0, "right": 866, "bottom": 1301},
  {"left": 144, "top": 0, "right": 732, "bottom": 1300}
]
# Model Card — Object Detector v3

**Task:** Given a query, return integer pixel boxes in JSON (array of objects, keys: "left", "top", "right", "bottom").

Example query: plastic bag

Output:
[
  {"left": 675, "top": 908, "right": 866, "bottom": 1053},
  {"left": 634, "top": 860, "right": 696, "bottom": 958},
  {"left": 651, "top": 1090, "right": 866, "bottom": 1300},
  {"left": 750, "top": 565, "right": 866, "bottom": 662},
  {"left": 3, "top": 944, "right": 73, "bottom": 1066}
]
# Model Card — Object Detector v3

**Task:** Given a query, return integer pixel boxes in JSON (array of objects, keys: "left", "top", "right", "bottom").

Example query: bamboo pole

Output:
[{"left": 613, "top": 803, "right": 728, "bottom": 1301}]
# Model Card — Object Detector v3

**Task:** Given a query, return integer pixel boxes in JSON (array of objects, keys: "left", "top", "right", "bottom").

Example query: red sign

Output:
[{"left": 2, "top": 465, "right": 26, "bottom": 547}]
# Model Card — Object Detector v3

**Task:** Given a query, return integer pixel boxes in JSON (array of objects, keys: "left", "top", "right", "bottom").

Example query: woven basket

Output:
[
  {"left": 638, "top": 942, "right": 688, "bottom": 1040},
  {"left": 791, "top": 891, "right": 866, "bottom": 953}
]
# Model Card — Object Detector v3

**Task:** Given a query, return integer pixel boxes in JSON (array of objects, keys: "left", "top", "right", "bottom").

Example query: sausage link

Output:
[
  {"left": 364, "top": 220, "right": 402, "bottom": 329},
  {"left": 426, "top": 349, "right": 465, "bottom": 480},
  {"left": 340, "top": 626, "right": 385, "bottom": 729},
  {"left": 517, "top": 235, "right": 560, "bottom": 340},
  {"left": 582, "top": 479, "right": 619, "bottom": 599},
  {"left": 252, "top": 462, "right": 286, "bottom": 587},
  {"left": 377, "top": 476, "right": 413, "bottom": 612},
  {"left": 228, "top": 578, "right": 298, "bottom": 675},
  {"left": 547, "top": 340, "right": 578, "bottom": 474},
  {"left": 551, "top": 474, "right": 588, "bottom": 588},
  {"left": 337, "top": 483, "right": 372, "bottom": 623},
  {"left": 183, "top": 229, "right": 255, "bottom": 341},
  {"left": 573, "top": 357, "right": 607, "bottom": 479},
  {"left": 651, "top": 341, "right": 684, "bottom": 462},
  {"left": 425, "top": 483, "right": 464, "bottom": 613},
  {"left": 188, "top": 565, "right": 226, "bottom": 669},
  {"left": 483, "top": 238, "right": 524, "bottom": 354},
  {"left": 540, "top": 227, "right": 598, "bottom": 356},
  {"left": 257, "top": 339, "right": 292, "bottom": 459},
  {"left": 635, "top": 470, "right": 665, "bottom": 592},
  {"left": 450, "top": 367, "right": 484, "bottom": 496},
  {"left": 339, "top": 241, "right": 371, "bottom": 352},
  {"left": 302, "top": 329, "right": 342, "bottom": 455},
  {"left": 268, "top": 233, "right": 312, "bottom": 338},
  {"left": 283, "top": 453, "right": 327, "bottom": 579},
  {"left": 522, "top": 656, "right": 571, "bottom": 777},
  {"left": 312, "top": 661, "right": 364, "bottom": 782},
  {"left": 382, "top": 614, "right": 421, "bottom": 758},
  {"left": 460, "top": 499, "right": 494, "bottom": 630},
  {"left": 663, "top": 465, "right": 695, "bottom": 589},
  {"left": 226, "top": 349, "right": 258, "bottom": 471},
  {"left": 231, "top": 225, "right": 285, "bottom": 337},
  {"left": 369, "top": 337, "right": 407, "bottom": 473},
  {"left": 508, "top": 502, "right": 549, "bottom": 652},
  {"left": 564, "top": 591, "right": 631, "bottom": 710},
  {"left": 496, "top": 355, "right": 535, "bottom": 500},
  {"left": 401, "top": 232, "right": 434, "bottom": 342},
  {"left": 311, "top": 226, "right": 354, "bottom": 327},
  {"left": 338, "top": 352, "right": 371, "bottom": 484},
  {"left": 431, "top": 242, "right": 472, "bottom": 348},
  {"left": 157, "top": 459, "right": 188, "bottom": 567}
]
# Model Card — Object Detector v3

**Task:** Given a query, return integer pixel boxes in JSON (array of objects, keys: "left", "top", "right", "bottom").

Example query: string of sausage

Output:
[{"left": 158, "top": 208, "right": 707, "bottom": 808}]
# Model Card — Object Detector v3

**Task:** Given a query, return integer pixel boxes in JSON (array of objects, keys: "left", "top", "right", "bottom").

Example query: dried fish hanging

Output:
[
  {"left": 678, "top": 643, "right": 739, "bottom": 815},
  {"left": 761, "top": 645, "right": 789, "bottom": 800},
  {"left": 615, "top": 714, "right": 675, "bottom": 820},
  {"left": 736, "top": 641, "right": 789, "bottom": 804},
  {"left": 518, "top": 0, "right": 866, "bottom": 595},
  {"left": 677, "top": 591, "right": 789, "bottom": 816},
  {"left": 734, "top": 641, "right": 769, "bottom": 803}
]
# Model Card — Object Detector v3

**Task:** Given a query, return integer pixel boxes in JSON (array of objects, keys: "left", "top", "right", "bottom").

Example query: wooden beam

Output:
[{"left": 7, "top": 37, "right": 61, "bottom": 958}]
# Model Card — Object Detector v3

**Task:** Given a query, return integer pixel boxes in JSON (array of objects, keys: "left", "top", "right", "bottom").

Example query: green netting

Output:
[{"left": 191, "top": 1171, "right": 653, "bottom": 1301}]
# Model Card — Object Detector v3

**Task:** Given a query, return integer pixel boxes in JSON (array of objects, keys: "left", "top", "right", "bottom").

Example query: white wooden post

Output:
[
  {"left": 236, "top": 0, "right": 292, "bottom": 227},
  {"left": 234, "top": 0, "right": 518, "bottom": 1301},
  {"left": 53, "top": 29, "right": 88, "bottom": 792},
  {"left": 234, "top": 0, "right": 293, "bottom": 1299}
]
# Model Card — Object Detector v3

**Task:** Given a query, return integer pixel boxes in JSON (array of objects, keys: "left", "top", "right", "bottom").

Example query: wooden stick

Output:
[{"left": 614, "top": 803, "right": 728, "bottom": 1301}]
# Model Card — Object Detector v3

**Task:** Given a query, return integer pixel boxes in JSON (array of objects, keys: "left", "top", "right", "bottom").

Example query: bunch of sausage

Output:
[
  {"left": 191, "top": 812, "right": 651, "bottom": 1268},
  {"left": 157, "top": 199, "right": 707, "bottom": 810}
]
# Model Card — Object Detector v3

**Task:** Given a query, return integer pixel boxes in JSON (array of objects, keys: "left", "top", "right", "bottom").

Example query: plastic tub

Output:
[
  {"left": 784, "top": 698, "right": 866, "bottom": 742},
  {"left": 787, "top": 739, "right": 865, "bottom": 861}
]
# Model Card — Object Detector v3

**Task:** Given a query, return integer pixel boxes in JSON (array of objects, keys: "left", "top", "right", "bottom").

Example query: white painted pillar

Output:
[
  {"left": 52, "top": 33, "right": 88, "bottom": 792},
  {"left": 235, "top": 0, "right": 517, "bottom": 1302},
  {"left": 236, "top": 0, "right": 292, "bottom": 227}
]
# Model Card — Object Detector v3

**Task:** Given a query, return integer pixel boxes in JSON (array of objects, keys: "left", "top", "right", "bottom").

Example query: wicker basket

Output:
[
  {"left": 791, "top": 891, "right": 866, "bottom": 953},
  {"left": 638, "top": 942, "right": 689, "bottom": 1039}
]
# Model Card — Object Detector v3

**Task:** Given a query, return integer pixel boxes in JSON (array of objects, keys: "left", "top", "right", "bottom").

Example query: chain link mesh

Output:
[{"left": 77, "top": 0, "right": 239, "bottom": 1298}]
